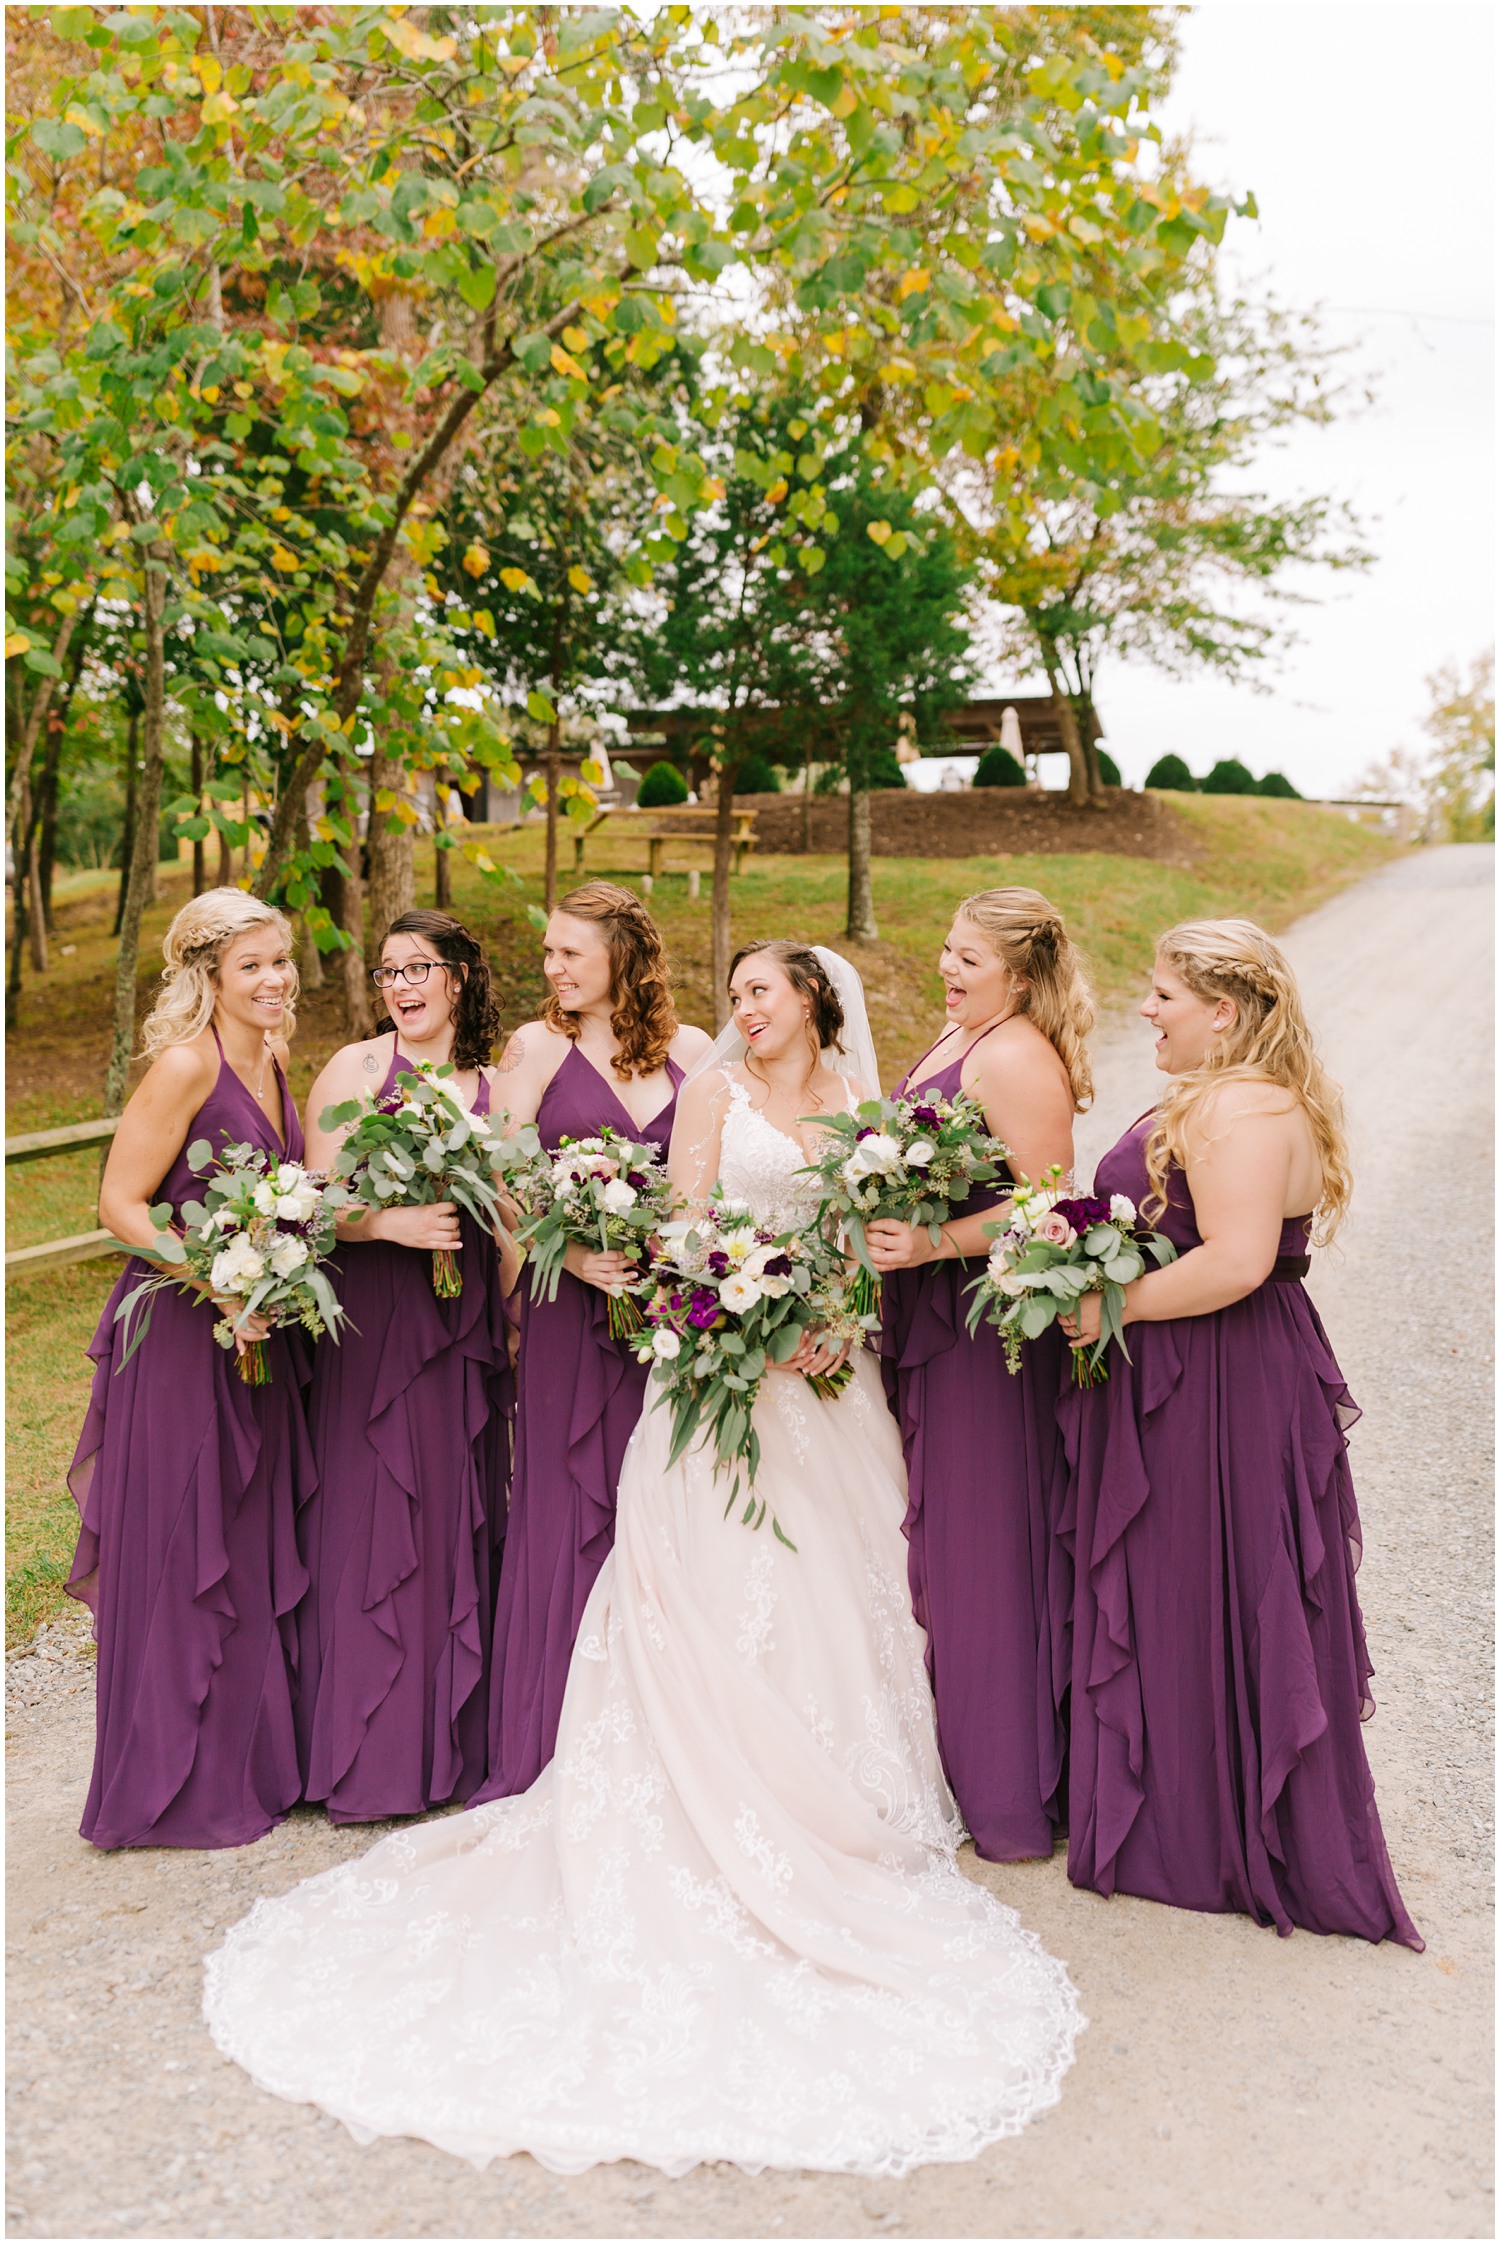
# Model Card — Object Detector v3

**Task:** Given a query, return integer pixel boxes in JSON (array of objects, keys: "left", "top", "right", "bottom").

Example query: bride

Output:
[{"left": 203, "top": 940, "right": 1084, "bottom": 2178}]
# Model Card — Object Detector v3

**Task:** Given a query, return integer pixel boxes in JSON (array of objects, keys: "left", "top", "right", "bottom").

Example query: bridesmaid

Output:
[
  {"left": 69, "top": 890, "right": 315, "bottom": 1849},
  {"left": 870, "top": 888, "right": 1093, "bottom": 1860},
  {"left": 297, "top": 909, "right": 513, "bottom": 1823},
  {"left": 1057, "top": 919, "right": 1421, "bottom": 1947},
  {"left": 472, "top": 880, "right": 711, "bottom": 1800}
]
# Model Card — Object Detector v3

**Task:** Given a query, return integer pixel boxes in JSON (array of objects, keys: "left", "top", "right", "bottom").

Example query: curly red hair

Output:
[{"left": 542, "top": 882, "right": 680, "bottom": 1080}]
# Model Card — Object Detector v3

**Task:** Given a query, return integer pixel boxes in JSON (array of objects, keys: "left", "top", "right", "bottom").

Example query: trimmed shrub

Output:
[
  {"left": 1201, "top": 757, "right": 1259, "bottom": 796},
  {"left": 1144, "top": 753, "right": 1197, "bottom": 792},
  {"left": 1256, "top": 770, "right": 1303, "bottom": 799},
  {"left": 733, "top": 753, "right": 782, "bottom": 794},
  {"left": 636, "top": 758, "right": 689, "bottom": 808},
  {"left": 865, "top": 748, "right": 909, "bottom": 790},
  {"left": 1097, "top": 748, "right": 1122, "bottom": 787},
  {"left": 974, "top": 744, "right": 1027, "bottom": 788}
]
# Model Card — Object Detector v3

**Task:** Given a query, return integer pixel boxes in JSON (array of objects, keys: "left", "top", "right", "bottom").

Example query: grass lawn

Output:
[{"left": 4, "top": 792, "right": 1396, "bottom": 1644}]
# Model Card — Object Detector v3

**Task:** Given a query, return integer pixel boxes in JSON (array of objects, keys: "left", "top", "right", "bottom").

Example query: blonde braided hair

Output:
[
  {"left": 141, "top": 888, "right": 299, "bottom": 1060},
  {"left": 954, "top": 887, "right": 1095, "bottom": 1110},
  {"left": 1144, "top": 918, "right": 1352, "bottom": 1243}
]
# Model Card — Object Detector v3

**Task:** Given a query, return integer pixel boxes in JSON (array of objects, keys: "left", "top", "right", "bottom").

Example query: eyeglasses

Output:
[{"left": 370, "top": 960, "right": 442, "bottom": 990}]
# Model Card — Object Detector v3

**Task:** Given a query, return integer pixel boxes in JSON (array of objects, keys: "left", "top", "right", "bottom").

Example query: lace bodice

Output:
[{"left": 718, "top": 1074, "right": 835, "bottom": 1235}]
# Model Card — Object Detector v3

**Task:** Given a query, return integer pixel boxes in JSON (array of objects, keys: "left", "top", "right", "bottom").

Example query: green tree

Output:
[
  {"left": 1201, "top": 757, "right": 1257, "bottom": 795},
  {"left": 1354, "top": 649, "right": 1494, "bottom": 841},
  {"left": 1144, "top": 752, "right": 1197, "bottom": 791}
]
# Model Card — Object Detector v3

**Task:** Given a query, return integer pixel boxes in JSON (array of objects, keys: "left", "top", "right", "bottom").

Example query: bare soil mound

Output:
[{"left": 720, "top": 788, "right": 1199, "bottom": 863}]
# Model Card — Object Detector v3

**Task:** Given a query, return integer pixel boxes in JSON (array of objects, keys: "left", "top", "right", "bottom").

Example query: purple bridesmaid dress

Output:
[
  {"left": 1058, "top": 1116, "right": 1421, "bottom": 1948},
  {"left": 879, "top": 1028, "right": 1068, "bottom": 1861},
  {"left": 67, "top": 1034, "right": 315, "bottom": 1850},
  {"left": 472, "top": 1041, "right": 683, "bottom": 1803},
  {"left": 295, "top": 1050, "right": 511, "bottom": 1823}
]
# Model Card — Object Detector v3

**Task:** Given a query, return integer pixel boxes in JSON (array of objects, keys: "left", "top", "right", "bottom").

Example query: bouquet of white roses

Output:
[
  {"left": 800, "top": 1087, "right": 1010, "bottom": 1315},
  {"left": 634, "top": 1195, "right": 873, "bottom": 1543},
  {"left": 498, "top": 1125, "right": 674, "bottom": 1339},
  {"left": 115, "top": 1140, "right": 348, "bottom": 1385},
  {"left": 966, "top": 1168, "right": 1177, "bottom": 1386},
  {"left": 321, "top": 1058, "right": 505, "bottom": 1298}
]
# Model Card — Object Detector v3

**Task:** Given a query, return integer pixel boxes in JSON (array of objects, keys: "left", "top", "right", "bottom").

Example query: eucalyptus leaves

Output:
[{"left": 321, "top": 1059, "right": 505, "bottom": 1298}]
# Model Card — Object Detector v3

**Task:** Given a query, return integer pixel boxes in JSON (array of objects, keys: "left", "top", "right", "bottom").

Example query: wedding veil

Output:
[{"left": 683, "top": 945, "right": 882, "bottom": 1099}]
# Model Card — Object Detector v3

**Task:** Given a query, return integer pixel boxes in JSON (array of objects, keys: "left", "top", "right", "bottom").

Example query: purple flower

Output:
[
  {"left": 688, "top": 1287, "right": 720, "bottom": 1329},
  {"left": 855, "top": 1125, "right": 877, "bottom": 1141},
  {"left": 762, "top": 1252, "right": 793, "bottom": 1278},
  {"left": 908, "top": 1102, "right": 941, "bottom": 1129},
  {"left": 706, "top": 1249, "right": 730, "bottom": 1276},
  {"left": 1054, "top": 1194, "right": 1111, "bottom": 1231}
]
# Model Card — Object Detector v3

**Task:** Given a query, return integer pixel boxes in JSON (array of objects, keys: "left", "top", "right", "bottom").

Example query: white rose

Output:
[
  {"left": 995, "top": 1271, "right": 1030, "bottom": 1297},
  {"left": 252, "top": 1180, "right": 278, "bottom": 1216},
  {"left": 651, "top": 1327, "right": 682, "bottom": 1360},
  {"left": 904, "top": 1137, "right": 936, "bottom": 1168},
  {"left": 1109, "top": 1194, "right": 1137, "bottom": 1224},
  {"left": 600, "top": 1178, "right": 638, "bottom": 1214},
  {"left": 212, "top": 1240, "right": 265, "bottom": 1293},
  {"left": 719, "top": 1272, "right": 764, "bottom": 1312},
  {"left": 275, "top": 1163, "right": 308, "bottom": 1193},
  {"left": 757, "top": 1274, "right": 791, "bottom": 1298},
  {"left": 274, "top": 1188, "right": 317, "bottom": 1223},
  {"left": 210, "top": 1207, "right": 239, "bottom": 1234},
  {"left": 857, "top": 1131, "right": 901, "bottom": 1175},
  {"left": 269, "top": 1235, "right": 310, "bottom": 1279},
  {"left": 840, "top": 1151, "right": 868, "bottom": 1185}
]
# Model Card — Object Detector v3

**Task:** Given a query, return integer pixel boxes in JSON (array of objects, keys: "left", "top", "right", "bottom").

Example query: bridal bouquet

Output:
[
  {"left": 498, "top": 1124, "right": 674, "bottom": 1339},
  {"left": 115, "top": 1141, "right": 348, "bottom": 1385},
  {"left": 800, "top": 1087, "right": 1010, "bottom": 1314},
  {"left": 634, "top": 1197, "right": 872, "bottom": 1542},
  {"left": 321, "top": 1058, "right": 505, "bottom": 1298},
  {"left": 966, "top": 1169, "right": 1177, "bottom": 1387}
]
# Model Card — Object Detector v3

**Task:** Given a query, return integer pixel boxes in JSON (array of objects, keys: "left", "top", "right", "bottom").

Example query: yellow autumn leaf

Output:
[
  {"left": 383, "top": 16, "right": 458, "bottom": 63},
  {"left": 462, "top": 542, "right": 490, "bottom": 578},
  {"left": 896, "top": 269, "right": 930, "bottom": 301},
  {"left": 64, "top": 106, "right": 102, "bottom": 138},
  {"left": 550, "top": 345, "right": 586, "bottom": 380},
  {"left": 202, "top": 90, "right": 239, "bottom": 124},
  {"left": 766, "top": 478, "right": 789, "bottom": 505},
  {"left": 567, "top": 566, "right": 593, "bottom": 595},
  {"left": 197, "top": 55, "right": 222, "bottom": 94},
  {"left": 270, "top": 545, "right": 299, "bottom": 572},
  {"left": 499, "top": 567, "right": 539, "bottom": 597},
  {"left": 561, "top": 325, "right": 590, "bottom": 353},
  {"left": 5, "top": 632, "right": 32, "bottom": 659},
  {"left": 866, "top": 520, "right": 892, "bottom": 545},
  {"left": 700, "top": 476, "right": 726, "bottom": 503}
]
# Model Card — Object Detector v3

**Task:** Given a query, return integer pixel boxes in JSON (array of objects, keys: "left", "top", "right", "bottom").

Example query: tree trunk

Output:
[
  {"left": 6, "top": 764, "right": 35, "bottom": 1018},
  {"left": 544, "top": 718, "right": 562, "bottom": 916},
  {"left": 1076, "top": 694, "right": 1105, "bottom": 801},
  {"left": 335, "top": 850, "right": 375, "bottom": 1039},
  {"left": 114, "top": 703, "right": 139, "bottom": 936},
  {"left": 802, "top": 757, "right": 814, "bottom": 851},
  {"left": 25, "top": 780, "right": 47, "bottom": 973},
  {"left": 711, "top": 754, "right": 738, "bottom": 1029},
  {"left": 216, "top": 820, "right": 233, "bottom": 887},
  {"left": 365, "top": 750, "right": 415, "bottom": 949},
  {"left": 1039, "top": 645, "right": 1090, "bottom": 807},
  {"left": 293, "top": 797, "right": 323, "bottom": 990},
  {"left": 189, "top": 728, "right": 206, "bottom": 895},
  {"left": 38, "top": 604, "right": 90, "bottom": 933},
  {"left": 846, "top": 783, "right": 877, "bottom": 943},
  {"left": 104, "top": 559, "right": 168, "bottom": 1115},
  {"left": 433, "top": 770, "right": 452, "bottom": 911}
]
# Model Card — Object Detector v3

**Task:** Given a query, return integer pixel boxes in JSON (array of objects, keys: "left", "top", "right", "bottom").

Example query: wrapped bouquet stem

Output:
[
  {"left": 115, "top": 1141, "right": 348, "bottom": 1385},
  {"left": 967, "top": 1168, "right": 1178, "bottom": 1386},
  {"left": 321, "top": 1058, "right": 505, "bottom": 1299},
  {"left": 799, "top": 1088, "right": 1010, "bottom": 1314}
]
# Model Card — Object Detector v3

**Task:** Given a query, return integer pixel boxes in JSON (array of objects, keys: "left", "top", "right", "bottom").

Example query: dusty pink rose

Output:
[{"left": 1034, "top": 1212, "right": 1078, "bottom": 1249}]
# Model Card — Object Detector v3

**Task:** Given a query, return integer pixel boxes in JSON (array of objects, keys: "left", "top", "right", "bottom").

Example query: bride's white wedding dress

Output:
[{"left": 203, "top": 1074, "right": 1083, "bottom": 2177}]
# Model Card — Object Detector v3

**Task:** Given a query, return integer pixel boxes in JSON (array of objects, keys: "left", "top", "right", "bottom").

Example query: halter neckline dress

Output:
[
  {"left": 295, "top": 1041, "right": 510, "bottom": 1823},
  {"left": 67, "top": 1031, "right": 314, "bottom": 1850},
  {"left": 472, "top": 1040, "right": 684, "bottom": 1803},
  {"left": 879, "top": 1019, "right": 1069, "bottom": 1860}
]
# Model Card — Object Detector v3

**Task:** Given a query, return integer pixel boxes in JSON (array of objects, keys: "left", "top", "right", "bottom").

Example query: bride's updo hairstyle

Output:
[
  {"left": 1145, "top": 917, "right": 1352, "bottom": 1244},
  {"left": 142, "top": 888, "right": 298, "bottom": 1061},
  {"left": 728, "top": 939, "right": 846, "bottom": 1065},
  {"left": 372, "top": 908, "right": 501, "bottom": 1073},
  {"left": 955, "top": 887, "right": 1094, "bottom": 1111},
  {"left": 542, "top": 880, "right": 679, "bottom": 1080}
]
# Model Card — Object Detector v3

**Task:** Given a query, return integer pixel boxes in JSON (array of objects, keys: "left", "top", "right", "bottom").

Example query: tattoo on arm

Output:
[{"left": 496, "top": 1029, "right": 526, "bottom": 1075}]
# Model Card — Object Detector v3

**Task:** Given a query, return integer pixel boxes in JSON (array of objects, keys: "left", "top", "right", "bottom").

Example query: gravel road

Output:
[{"left": 7, "top": 845, "right": 1493, "bottom": 2241}]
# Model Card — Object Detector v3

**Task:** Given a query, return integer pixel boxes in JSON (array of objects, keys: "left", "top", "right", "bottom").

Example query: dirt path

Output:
[{"left": 7, "top": 848, "right": 1493, "bottom": 2241}]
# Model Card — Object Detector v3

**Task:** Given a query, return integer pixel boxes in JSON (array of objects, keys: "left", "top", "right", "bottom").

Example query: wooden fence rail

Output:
[{"left": 5, "top": 1117, "right": 127, "bottom": 1277}]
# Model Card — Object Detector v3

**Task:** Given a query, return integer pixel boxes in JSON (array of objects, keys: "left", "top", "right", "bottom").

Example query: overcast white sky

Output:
[{"left": 989, "top": 0, "right": 1495, "bottom": 797}]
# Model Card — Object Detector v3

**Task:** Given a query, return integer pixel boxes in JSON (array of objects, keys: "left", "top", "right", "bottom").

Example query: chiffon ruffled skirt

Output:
[
  {"left": 204, "top": 1353, "right": 1084, "bottom": 2175},
  {"left": 68, "top": 1267, "right": 315, "bottom": 1851},
  {"left": 295, "top": 1217, "right": 511, "bottom": 1822},
  {"left": 1058, "top": 1282, "right": 1422, "bottom": 1949}
]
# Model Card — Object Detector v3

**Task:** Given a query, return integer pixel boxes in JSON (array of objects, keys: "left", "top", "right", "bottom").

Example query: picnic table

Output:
[{"left": 571, "top": 804, "right": 758, "bottom": 881}]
